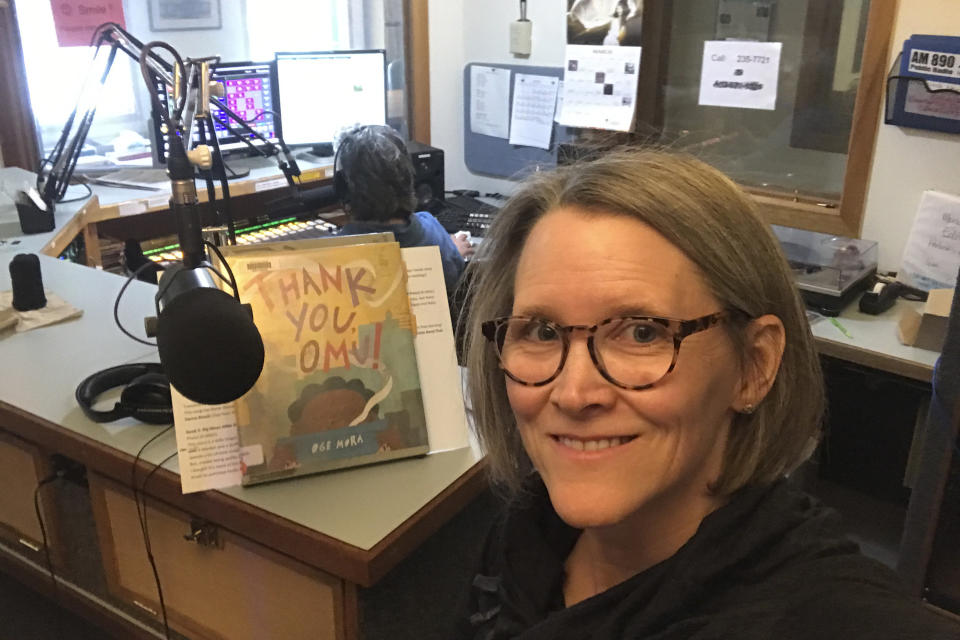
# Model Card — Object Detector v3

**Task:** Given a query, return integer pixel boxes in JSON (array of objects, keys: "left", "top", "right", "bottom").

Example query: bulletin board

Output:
[{"left": 463, "top": 63, "right": 573, "bottom": 179}]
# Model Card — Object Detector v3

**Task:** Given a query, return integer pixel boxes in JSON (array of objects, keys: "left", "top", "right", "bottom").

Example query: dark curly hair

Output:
[{"left": 335, "top": 124, "right": 416, "bottom": 222}]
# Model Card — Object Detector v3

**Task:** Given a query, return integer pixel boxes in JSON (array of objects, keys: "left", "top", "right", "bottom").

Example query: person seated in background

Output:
[
  {"left": 335, "top": 124, "right": 473, "bottom": 296},
  {"left": 455, "top": 150, "right": 959, "bottom": 639}
]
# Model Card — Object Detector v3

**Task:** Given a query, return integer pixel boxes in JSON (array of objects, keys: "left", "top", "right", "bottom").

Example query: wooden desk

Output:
[
  {"left": 0, "top": 157, "right": 335, "bottom": 268},
  {"left": 0, "top": 257, "right": 485, "bottom": 639},
  {"left": 810, "top": 302, "right": 938, "bottom": 383}
]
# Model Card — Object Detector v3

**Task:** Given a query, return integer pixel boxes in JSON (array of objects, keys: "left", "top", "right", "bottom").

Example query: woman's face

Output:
[{"left": 507, "top": 206, "right": 743, "bottom": 530}]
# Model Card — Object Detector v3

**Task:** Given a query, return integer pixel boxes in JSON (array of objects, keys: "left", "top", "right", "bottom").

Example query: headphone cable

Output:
[
  {"left": 115, "top": 261, "right": 162, "bottom": 347},
  {"left": 33, "top": 473, "right": 65, "bottom": 639},
  {"left": 130, "top": 427, "right": 175, "bottom": 639}
]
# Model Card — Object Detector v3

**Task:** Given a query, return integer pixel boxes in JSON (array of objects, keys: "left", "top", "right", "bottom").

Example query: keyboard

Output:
[
  {"left": 143, "top": 219, "right": 338, "bottom": 266},
  {"left": 435, "top": 195, "right": 500, "bottom": 237}
]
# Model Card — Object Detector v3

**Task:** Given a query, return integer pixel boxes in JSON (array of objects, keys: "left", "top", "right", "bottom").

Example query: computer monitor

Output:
[
  {"left": 274, "top": 50, "right": 387, "bottom": 155},
  {"left": 153, "top": 61, "right": 278, "bottom": 163}
]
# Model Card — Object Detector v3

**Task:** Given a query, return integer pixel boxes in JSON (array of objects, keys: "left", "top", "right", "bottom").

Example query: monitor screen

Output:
[
  {"left": 274, "top": 50, "right": 387, "bottom": 151},
  {"left": 153, "top": 61, "right": 278, "bottom": 163}
]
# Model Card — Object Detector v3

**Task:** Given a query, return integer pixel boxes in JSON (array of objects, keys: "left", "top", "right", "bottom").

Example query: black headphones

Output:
[
  {"left": 75, "top": 363, "right": 173, "bottom": 425},
  {"left": 333, "top": 124, "right": 410, "bottom": 206}
]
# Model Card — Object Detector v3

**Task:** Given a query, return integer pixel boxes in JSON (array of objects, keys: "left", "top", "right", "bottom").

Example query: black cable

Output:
[
  {"left": 130, "top": 426, "right": 174, "bottom": 554},
  {"left": 33, "top": 473, "right": 64, "bottom": 639},
  {"left": 241, "top": 108, "right": 280, "bottom": 123},
  {"left": 139, "top": 42, "right": 185, "bottom": 129},
  {"left": 59, "top": 182, "right": 93, "bottom": 204},
  {"left": 115, "top": 261, "right": 162, "bottom": 347},
  {"left": 135, "top": 450, "right": 178, "bottom": 640},
  {"left": 198, "top": 114, "right": 237, "bottom": 244},
  {"left": 89, "top": 21, "right": 124, "bottom": 47},
  {"left": 208, "top": 116, "right": 237, "bottom": 245},
  {"left": 204, "top": 241, "right": 241, "bottom": 299}
]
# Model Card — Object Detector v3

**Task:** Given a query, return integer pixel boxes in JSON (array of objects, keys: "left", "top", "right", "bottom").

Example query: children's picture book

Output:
[{"left": 224, "top": 238, "right": 430, "bottom": 485}]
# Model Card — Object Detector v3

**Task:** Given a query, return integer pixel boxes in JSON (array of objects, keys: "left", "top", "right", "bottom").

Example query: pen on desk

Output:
[{"left": 829, "top": 317, "right": 853, "bottom": 339}]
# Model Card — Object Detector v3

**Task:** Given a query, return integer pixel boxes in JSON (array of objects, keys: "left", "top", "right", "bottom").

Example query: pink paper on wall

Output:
[{"left": 50, "top": 1, "right": 126, "bottom": 47}]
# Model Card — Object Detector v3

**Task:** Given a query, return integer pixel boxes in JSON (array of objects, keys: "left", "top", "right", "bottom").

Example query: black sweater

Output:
[{"left": 455, "top": 479, "right": 959, "bottom": 639}]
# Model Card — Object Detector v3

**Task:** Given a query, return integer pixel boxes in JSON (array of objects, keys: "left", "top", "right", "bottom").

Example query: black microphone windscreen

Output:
[
  {"left": 10, "top": 253, "right": 46, "bottom": 311},
  {"left": 155, "top": 287, "right": 265, "bottom": 405}
]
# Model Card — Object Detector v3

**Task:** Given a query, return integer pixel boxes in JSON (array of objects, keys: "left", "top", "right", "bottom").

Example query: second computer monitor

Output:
[
  {"left": 274, "top": 50, "right": 387, "bottom": 155},
  {"left": 152, "top": 60, "right": 277, "bottom": 164},
  {"left": 211, "top": 61, "right": 277, "bottom": 150}
]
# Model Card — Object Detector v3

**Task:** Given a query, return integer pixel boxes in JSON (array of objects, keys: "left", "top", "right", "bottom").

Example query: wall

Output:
[
  {"left": 429, "top": 1, "right": 956, "bottom": 272},
  {"left": 122, "top": 0, "right": 249, "bottom": 60},
  {"left": 862, "top": 0, "right": 960, "bottom": 270},
  {"left": 429, "top": 0, "right": 565, "bottom": 195}
]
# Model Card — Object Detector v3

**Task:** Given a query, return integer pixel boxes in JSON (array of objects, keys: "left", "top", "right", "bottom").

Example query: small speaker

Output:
[
  {"left": 10, "top": 253, "right": 47, "bottom": 311},
  {"left": 407, "top": 141, "right": 445, "bottom": 212}
]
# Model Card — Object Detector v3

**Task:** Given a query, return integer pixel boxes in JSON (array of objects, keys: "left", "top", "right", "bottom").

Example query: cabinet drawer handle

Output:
[
  {"left": 18, "top": 538, "right": 41, "bottom": 552},
  {"left": 132, "top": 600, "right": 158, "bottom": 616},
  {"left": 183, "top": 518, "right": 221, "bottom": 549}
]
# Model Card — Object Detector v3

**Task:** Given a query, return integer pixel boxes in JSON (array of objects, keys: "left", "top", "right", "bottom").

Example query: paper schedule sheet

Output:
[
  {"left": 509, "top": 74, "right": 560, "bottom": 150},
  {"left": 558, "top": 45, "right": 642, "bottom": 132},
  {"left": 900, "top": 190, "right": 960, "bottom": 290},
  {"left": 470, "top": 65, "right": 512, "bottom": 139}
]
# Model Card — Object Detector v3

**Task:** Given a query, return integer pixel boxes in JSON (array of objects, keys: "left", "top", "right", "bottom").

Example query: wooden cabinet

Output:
[
  {"left": 88, "top": 472, "right": 356, "bottom": 640},
  {"left": 0, "top": 431, "right": 60, "bottom": 563}
]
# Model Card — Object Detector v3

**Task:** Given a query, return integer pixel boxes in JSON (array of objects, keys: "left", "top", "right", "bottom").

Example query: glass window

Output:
[
  {"left": 15, "top": 0, "right": 409, "bottom": 171},
  {"left": 247, "top": 0, "right": 350, "bottom": 60},
  {"left": 657, "top": 0, "right": 870, "bottom": 200},
  {"left": 601, "top": 0, "right": 894, "bottom": 235},
  {"left": 17, "top": 1, "right": 142, "bottom": 165}
]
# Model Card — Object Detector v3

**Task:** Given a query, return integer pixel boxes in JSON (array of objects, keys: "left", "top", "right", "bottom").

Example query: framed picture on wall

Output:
[{"left": 149, "top": 0, "right": 222, "bottom": 31}]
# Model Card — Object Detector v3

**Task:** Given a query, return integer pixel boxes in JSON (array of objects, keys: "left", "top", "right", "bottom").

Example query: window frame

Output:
[
  {"left": 0, "top": 0, "right": 432, "bottom": 170},
  {"left": 635, "top": 0, "right": 897, "bottom": 238}
]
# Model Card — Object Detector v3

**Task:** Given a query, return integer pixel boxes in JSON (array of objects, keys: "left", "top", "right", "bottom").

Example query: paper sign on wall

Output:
[
  {"left": 698, "top": 41, "right": 783, "bottom": 111},
  {"left": 50, "top": 0, "right": 126, "bottom": 47},
  {"left": 900, "top": 190, "right": 960, "bottom": 291},
  {"left": 470, "top": 66, "right": 512, "bottom": 139},
  {"left": 509, "top": 74, "right": 559, "bottom": 150},
  {"left": 558, "top": 45, "right": 642, "bottom": 132}
]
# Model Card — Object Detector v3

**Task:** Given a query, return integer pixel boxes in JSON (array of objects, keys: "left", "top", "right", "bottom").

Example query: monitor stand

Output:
[
  {"left": 310, "top": 143, "right": 334, "bottom": 157},
  {"left": 222, "top": 160, "right": 251, "bottom": 180}
]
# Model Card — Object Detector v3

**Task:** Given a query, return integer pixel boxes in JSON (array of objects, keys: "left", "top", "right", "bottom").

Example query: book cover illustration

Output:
[{"left": 228, "top": 240, "right": 430, "bottom": 485}]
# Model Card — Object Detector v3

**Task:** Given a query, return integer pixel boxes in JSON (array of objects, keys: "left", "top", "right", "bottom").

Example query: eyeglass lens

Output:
[{"left": 496, "top": 317, "right": 676, "bottom": 387}]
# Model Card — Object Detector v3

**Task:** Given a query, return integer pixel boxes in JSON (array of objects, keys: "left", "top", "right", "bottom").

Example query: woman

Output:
[{"left": 457, "top": 151, "right": 958, "bottom": 639}]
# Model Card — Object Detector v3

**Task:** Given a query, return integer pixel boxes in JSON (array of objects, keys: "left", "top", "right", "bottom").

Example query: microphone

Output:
[
  {"left": 151, "top": 264, "right": 265, "bottom": 405},
  {"left": 267, "top": 183, "right": 339, "bottom": 219},
  {"left": 167, "top": 134, "right": 204, "bottom": 268},
  {"left": 147, "top": 135, "right": 265, "bottom": 405}
]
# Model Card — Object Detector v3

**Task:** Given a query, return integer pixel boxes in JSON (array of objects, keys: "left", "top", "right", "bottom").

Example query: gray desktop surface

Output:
[
  {"left": 0, "top": 255, "right": 482, "bottom": 552},
  {"left": 809, "top": 301, "right": 938, "bottom": 381}
]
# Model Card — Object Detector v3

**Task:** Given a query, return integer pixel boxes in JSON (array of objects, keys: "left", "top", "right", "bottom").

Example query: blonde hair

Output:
[{"left": 463, "top": 149, "right": 824, "bottom": 496}]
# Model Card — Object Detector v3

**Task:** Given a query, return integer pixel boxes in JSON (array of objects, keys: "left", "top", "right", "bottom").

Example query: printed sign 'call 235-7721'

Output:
[{"left": 698, "top": 40, "right": 783, "bottom": 111}]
